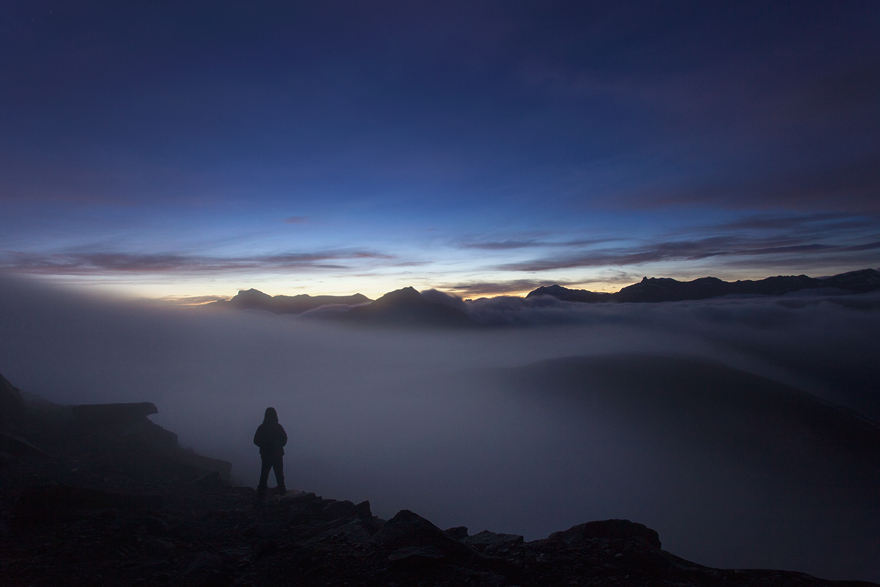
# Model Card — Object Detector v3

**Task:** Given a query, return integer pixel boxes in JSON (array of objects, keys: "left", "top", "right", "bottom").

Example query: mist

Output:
[{"left": 1, "top": 275, "right": 878, "bottom": 582}]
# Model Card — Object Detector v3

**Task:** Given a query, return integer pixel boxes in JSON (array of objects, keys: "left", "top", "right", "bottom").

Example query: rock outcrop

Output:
[
  {"left": 3, "top": 486, "right": 871, "bottom": 586},
  {"left": 0, "top": 375, "right": 232, "bottom": 490}
]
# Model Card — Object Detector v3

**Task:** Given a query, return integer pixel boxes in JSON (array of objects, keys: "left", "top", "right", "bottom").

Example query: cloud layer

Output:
[
  {"left": 0, "top": 249, "right": 396, "bottom": 274},
  {"left": 1, "top": 276, "right": 878, "bottom": 581}
]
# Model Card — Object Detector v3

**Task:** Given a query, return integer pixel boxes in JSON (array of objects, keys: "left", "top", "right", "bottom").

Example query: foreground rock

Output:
[
  {"left": 1, "top": 375, "right": 875, "bottom": 586},
  {"left": 4, "top": 487, "right": 875, "bottom": 587},
  {"left": 0, "top": 376, "right": 232, "bottom": 500}
]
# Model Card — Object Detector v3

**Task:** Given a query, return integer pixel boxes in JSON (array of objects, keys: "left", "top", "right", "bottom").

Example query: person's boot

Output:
[
  {"left": 257, "top": 484, "right": 267, "bottom": 503},
  {"left": 277, "top": 484, "right": 286, "bottom": 495}
]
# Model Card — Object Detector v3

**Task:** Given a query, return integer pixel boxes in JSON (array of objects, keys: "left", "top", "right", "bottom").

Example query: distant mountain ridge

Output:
[
  {"left": 209, "top": 268, "right": 880, "bottom": 327},
  {"left": 527, "top": 268, "right": 880, "bottom": 304},
  {"left": 209, "top": 288, "right": 371, "bottom": 314},
  {"left": 210, "top": 286, "right": 475, "bottom": 328}
]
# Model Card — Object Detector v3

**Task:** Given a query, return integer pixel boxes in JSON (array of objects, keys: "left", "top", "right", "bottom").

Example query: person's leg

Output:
[
  {"left": 273, "top": 456, "right": 285, "bottom": 494},
  {"left": 257, "top": 457, "right": 271, "bottom": 501}
]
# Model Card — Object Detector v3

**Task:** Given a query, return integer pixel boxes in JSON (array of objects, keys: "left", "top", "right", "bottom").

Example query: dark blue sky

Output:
[{"left": 2, "top": 1, "right": 878, "bottom": 299}]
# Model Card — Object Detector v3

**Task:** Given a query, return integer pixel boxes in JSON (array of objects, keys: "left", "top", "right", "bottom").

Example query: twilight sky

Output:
[{"left": 2, "top": 1, "right": 879, "bottom": 300}]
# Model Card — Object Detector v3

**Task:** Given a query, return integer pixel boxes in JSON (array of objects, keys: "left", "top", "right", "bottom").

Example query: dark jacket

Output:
[{"left": 254, "top": 412, "right": 288, "bottom": 457}]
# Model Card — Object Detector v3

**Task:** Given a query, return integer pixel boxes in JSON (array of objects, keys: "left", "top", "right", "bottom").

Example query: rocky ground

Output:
[
  {"left": 1, "top": 375, "right": 877, "bottom": 586},
  {"left": 4, "top": 484, "right": 878, "bottom": 587}
]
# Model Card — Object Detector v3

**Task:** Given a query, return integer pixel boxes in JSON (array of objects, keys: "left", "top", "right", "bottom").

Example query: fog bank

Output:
[{"left": 1, "top": 276, "right": 878, "bottom": 581}]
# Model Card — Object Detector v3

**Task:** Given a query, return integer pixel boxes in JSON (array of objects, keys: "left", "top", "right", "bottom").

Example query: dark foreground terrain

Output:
[{"left": 1, "top": 374, "right": 876, "bottom": 586}]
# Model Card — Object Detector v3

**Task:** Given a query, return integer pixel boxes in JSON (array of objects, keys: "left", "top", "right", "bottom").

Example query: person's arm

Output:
[
  {"left": 254, "top": 425, "right": 264, "bottom": 447},
  {"left": 280, "top": 425, "right": 288, "bottom": 447}
]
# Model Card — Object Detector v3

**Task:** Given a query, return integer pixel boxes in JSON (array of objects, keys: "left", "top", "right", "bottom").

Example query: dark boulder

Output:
[
  {"left": 549, "top": 519, "right": 661, "bottom": 550},
  {"left": 370, "top": 509, "right": 477, "bottom": 560},
  {"left": 320, "top": 499, "right": 359, "bottom": 521},
  {"left": 354, "top": 499, "right": 373, "bottom": 519},
  {"left": 464, "top": 530, "right": 524, "bottom": 554},
  {"left": 279, "top": 491, "right": 319, "bottom": 506},
  {"left": 444, "top": 526, "right": 469, "bottom": 540}
]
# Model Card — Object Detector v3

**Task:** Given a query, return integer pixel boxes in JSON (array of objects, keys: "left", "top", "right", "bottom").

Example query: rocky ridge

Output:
[
  {"left": 1, "top": 375, "right": 876, "bottom": 586},
  {"left": 207, "top": 269, "right": 880, "bottom": 329},
  {"left": 527, "top": 268, "right": 880, "bottom": 304}
]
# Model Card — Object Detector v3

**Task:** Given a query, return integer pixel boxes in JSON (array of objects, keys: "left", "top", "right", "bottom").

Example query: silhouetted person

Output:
[{"left": 254, "top": 407, "right": 287, "bottom": 501}]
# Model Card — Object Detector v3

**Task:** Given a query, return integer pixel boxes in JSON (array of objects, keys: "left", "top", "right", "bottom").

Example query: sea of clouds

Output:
[{"left": 1, "top": 275, "right": 878, "bottom": 581}]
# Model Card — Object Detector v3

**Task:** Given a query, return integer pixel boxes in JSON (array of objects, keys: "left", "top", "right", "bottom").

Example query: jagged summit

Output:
[
  {"left": 821, "top": 267, "right": 880, "bottom": 291},
  {"left": 528, "top": 268, "right": 880, "bottom": 304},
  {"left": 209, "top": 269, "right": 880, "bottom": 327},
  {"left": 368, "top": 286, "right": 424, "bottom": 308},
  {"left": 210, "top": 285, "right": 475, "bottom": 328}
]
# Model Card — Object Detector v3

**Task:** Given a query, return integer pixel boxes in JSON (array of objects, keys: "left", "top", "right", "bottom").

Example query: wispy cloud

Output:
[
  {"left": 441, "top": 279, "right": 561, "bottom": 297},
  {"left": 844, "top": 240, "right": 880, "bottom": 252},
  {"left": 500, "top": 239, "right": 727, "bottom": 272},
  {"left": 500, "top": 232, "right": 880, "bottom": 273},
  {"left": 457, "top": 237, "right": 612, "bottom": 251},
  {"left": 159, "top": 294, "right": 231, "bottom": 305},
  {"left": 0, "top": 249, "right": 396, "bottom": 275},
  {"left": 459, "top": 240, "right": 543, "bottom": 251},
  {"left": 283, "top": 216, "right": 309, "bottom": 224},
  {"left": 627, "top": 155, "right": 880, "bottom": 214},
  {"left": 745, "top": 244, "right": 834, "bottom": 255},
  {"left": 710, "top": 213, "right": 873, "bottom": 232}
]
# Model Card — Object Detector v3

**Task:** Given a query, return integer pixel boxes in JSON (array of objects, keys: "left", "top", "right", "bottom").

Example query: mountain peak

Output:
[
  {"left": 371, "top": 287, "right": 426, "bottom": 307},
  {"left": 234, "top": 288, "right": 272, "bottom": 300},
  {"left": 209, "top": 290, "right": 371, "bottom": 315},
  {"left": 526, "top": 285, "right": 612, "bottom": 303},
  {"left": 529, "top": 268, "right": 880, "bottom": 304},
  {"left": 344, "top": 287, "right": 475, "bottom": 328}
]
